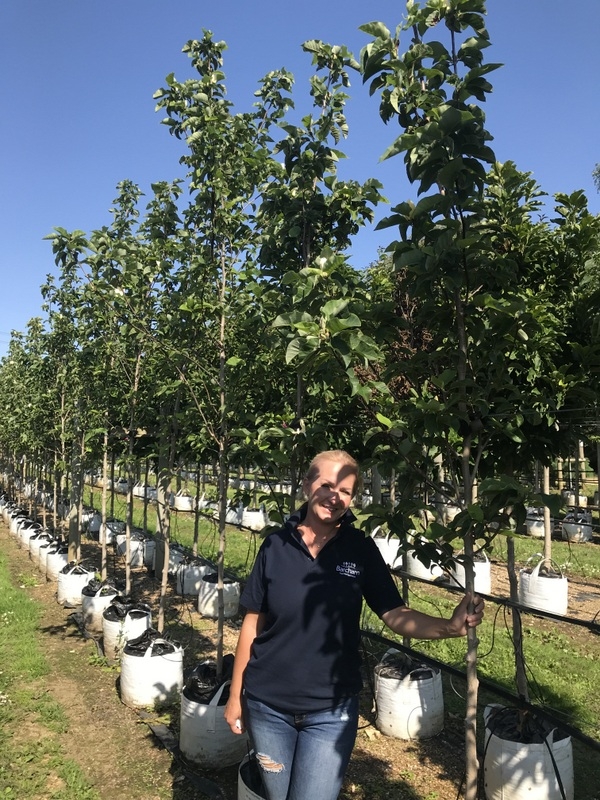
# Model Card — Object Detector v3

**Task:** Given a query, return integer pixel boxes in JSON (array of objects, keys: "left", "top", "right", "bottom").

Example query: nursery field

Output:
[{"left": 3, "top": 499, "right": 600, "bottom": 798}]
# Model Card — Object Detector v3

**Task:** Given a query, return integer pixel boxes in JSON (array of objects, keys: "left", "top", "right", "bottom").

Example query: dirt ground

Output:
[{"left": 3, "top": 520, "right": 600, "bottom": 800}]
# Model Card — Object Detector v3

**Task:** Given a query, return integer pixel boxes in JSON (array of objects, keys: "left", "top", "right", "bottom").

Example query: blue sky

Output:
[{"left": 1, "top": 0, "right": 599, "bottom": 357}]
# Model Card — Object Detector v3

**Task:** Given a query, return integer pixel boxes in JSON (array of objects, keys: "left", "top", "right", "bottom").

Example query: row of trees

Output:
[{"left": 2, "top": 2, "right": 600, "bottom": 796}]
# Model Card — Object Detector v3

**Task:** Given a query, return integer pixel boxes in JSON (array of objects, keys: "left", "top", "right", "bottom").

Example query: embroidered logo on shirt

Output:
[{"left": 336, "top": 561, "right": 360, "bottom": 578}]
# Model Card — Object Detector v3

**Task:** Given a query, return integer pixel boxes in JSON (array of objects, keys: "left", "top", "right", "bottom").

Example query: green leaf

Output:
[
  {"left": 540, "top": 493, "right": 562, "bottom": 517},
  {"left": 467, "top": 503, "right": 484, "bottom": 522},
  {"left": 358, "top": 21, "right": 391, "bottom": 39},
  {"left": 326, "top": 314, "right": 361, "bottom": 333},
  {"left": 321, "top": 298, "right": 349, "bottom": 318}
]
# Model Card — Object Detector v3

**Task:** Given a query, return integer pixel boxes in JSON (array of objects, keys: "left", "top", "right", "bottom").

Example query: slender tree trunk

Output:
[
  {"left": 143, "top": 457, "right": 150, "bottom": 533},
  {"left": 67, "top": 406, "right": 82, "bottom": 564},
  {"left": 155, "top": 409, "right": 171, "bottom": 633},
  {"left": 557, "top": 456, "right": 564, "bottom": 491},
  {"left": 289, "top": 374, "right": 305, "bottom": 510},
  {"left": 110, "top": 451, "right": 115, "bottom": 520},
  {"left": 156, "top": 394, "right": 180, "bottom": 633},
  {"left": 597, "top": 443, "right": 600, "bottom": 508},
  {"left": 193, "top": 465, "right": 201, "bottom": 557},
  {"left": 507, "top": 537, "right": 528, "bottom": 699},
  {"left": 101, "top": 432, "right": 109, "bottom": 582},
  {"left": 216, "top": 249, "right": 228, "bottom": 683},
  {"left": 52, "top": 451, "right": 58, "bottom": 535},
  {"left": 371, "top": 467, "right": 382, "bottom": 505},
  {"left": 125, "top": 353, "right": 142, "bottom": 597},
  {"left": 455, "top": 288, "right": 479, "bottom": 800},
  {"left": 543, "top": 465, "right": 552, "bottom": 568},
  {"left": 76, "top": 431, "right": 85, "bottom": 562}
]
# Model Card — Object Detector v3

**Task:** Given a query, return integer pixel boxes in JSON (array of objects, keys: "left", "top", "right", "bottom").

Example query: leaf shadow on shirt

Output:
[{"left": 301, "top": 565, "right": 364, "bottom": 707}]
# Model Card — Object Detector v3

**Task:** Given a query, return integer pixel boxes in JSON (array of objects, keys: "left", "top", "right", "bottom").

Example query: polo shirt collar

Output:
[{"left": 287, "top": 503, "right": 357, "bottom": 545}]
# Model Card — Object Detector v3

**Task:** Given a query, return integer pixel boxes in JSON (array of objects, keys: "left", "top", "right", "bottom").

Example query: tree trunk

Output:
[
  {"left": 543, "top": 465, "right": 552, "bottom": 568},
  {"left": 67, "top": 410, "right": 82, "bottom": 564},
  {"left": 101, "top": 432, "right": 109, "bottom": 582},
  {"left": 507, "top": 537, "right": 528, "bottom": 699}
]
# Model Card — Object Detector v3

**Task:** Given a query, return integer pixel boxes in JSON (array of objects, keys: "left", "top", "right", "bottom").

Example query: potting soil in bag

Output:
[
  {"left": 124, "top": 628, "right": 180, "bottom": 657},
  {"left": 376, "top": 653, "right": 433, "bottom": 681},
  {"left": 102, "top": 597, "right": 130, "bottom": 621},
  {"left": 183, "top": 655, "right": 235, "bottom": 703},
  {"left": 201, "top": 572, "right": 236, "bottom": 586},
  {"left": 60, "top": 561, "right": 91, "bottom": 576},
  {"left": 485, "top": 706, "right": 567, "bottom": 745},
  {"left": 81, "top": 579, "right": 121, "bottom": 597}
]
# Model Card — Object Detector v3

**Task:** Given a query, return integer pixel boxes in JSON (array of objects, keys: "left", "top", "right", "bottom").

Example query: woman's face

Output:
[{"left": 303, "top": 459, "right": 357, "bottom": 527}]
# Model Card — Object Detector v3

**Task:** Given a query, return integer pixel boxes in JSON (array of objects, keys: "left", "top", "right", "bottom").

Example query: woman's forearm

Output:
[
  {"left": 224, "top": 610, "right": 265, "bottom": 733},
  {"left": 382, "top": 594, "right": 483, "bottom": 640}
]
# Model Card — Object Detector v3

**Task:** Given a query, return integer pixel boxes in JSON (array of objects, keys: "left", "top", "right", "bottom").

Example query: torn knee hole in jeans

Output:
[{"left": 256, "top": 752, "right": 285, "bottom": 773}]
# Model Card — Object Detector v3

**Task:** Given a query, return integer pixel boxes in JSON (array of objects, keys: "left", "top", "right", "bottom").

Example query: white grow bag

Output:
[
  {"left": 197, "top": 574, "right": 240, "bottom": 619},
  {"left": 100, "top": 519, "right": 125, "bottom": 545},
  {"left": 483, "top": 704, "right": 574, "bottom": 800},
  {"left": 46, "top": 544, "right": 69, "bottom": 581},
  {"left": 242, "top": 506, "right": 269, "bottom": 531},
  {"left": 152, "top": 543, "right": 186, "bottom": 575},
  {"left": 38, "top": 538, "right": 57, "bottom": 577},
  {"left": 179, "top": 679, "right": 248, "bottom": 768},
  {"left": 374, "top": 649, "right": 444, "bottom": 740},
  {"left": 403, "top": 549, "right": 444, "bottom": 582},
  {"left": 115, "top": 532, "right": 146, "bottom": 567},
  {"left": 120, "top": 635, "right": 184, "bottom": 709},
  {"left": 525, "top": 509, "right": 545, "bottom": 539},
  {"left": 29, "top": 531, "right": 53, "bottom": 568},
  {"left": 371, "top": 527, "right": 402, "bottom": 568},
  {"left": 9, "top": 511, "right": 27, "bottom": 536},
  {"left": 143, "top": 538, "right": 156, "bottom": 569},
  {"left": 518, "top": 558, "right": 568, "bottom": 616},
  {"left": 19, "top": 521, "right": 41, "bottom": 551},
  {"left": 561, "top": 510, "right": 592, "bottom": 543},
  {"left": 173, "top": 491, "right": 195, "bottom": 512},
  {"left": 102, "top": 604, "right": 152, "bottom": 663},
  {"left": 57, "top": 563, "right": 95, "bottom": 607},
  {"left": 449, "top": 552, "right": 492, "bottom": 595},
  {"left": 81, "top": 583, "right": 119, "bottom": 635},
  {"left": 176, "top": 561, "right": 212, "bottom": 595},
  {"left": 238, "top": 753, "right": 267, "bottom": 800}
]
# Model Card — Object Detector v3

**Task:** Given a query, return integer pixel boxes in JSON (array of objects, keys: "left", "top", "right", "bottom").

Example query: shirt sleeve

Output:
[
  {"left": 361, "top": 536, "right": 404, "bottom": 617},
  {"left": 240, "top": 542, "right": 269, "bottom": 613}
]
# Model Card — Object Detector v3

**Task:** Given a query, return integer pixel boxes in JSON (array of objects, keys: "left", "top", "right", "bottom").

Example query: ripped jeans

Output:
[{"left": 243, "top": 694, "right": 359, "bottom": 800}]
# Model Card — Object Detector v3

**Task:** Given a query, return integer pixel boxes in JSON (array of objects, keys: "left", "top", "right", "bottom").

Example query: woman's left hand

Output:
[{"left": 447, "top": 593, "right": 485, "bottom": 637}]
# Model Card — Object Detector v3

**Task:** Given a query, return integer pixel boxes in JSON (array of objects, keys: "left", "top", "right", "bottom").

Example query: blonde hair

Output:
[{"left": 305, "top": 450, "right": 360, "bottom": 493}]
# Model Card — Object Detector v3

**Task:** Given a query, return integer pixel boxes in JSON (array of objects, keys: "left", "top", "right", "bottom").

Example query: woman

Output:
[{"left": 224, "top": 450, "right": 484, "bottom": 800}]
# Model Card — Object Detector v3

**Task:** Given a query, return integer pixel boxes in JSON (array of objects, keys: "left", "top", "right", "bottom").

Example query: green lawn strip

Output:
[{"left": 0, "top": 548, "right": 100, "bottom": 800}]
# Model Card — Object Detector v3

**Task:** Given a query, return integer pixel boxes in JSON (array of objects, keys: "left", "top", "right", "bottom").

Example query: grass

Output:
[{"left": 0, "top": 549, "right": 101, "bottom": 799}]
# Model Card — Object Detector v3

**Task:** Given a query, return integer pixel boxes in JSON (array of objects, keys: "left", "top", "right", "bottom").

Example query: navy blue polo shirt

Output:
[{"left": 240, "top": 507, "right": 403, "bottom": 713}]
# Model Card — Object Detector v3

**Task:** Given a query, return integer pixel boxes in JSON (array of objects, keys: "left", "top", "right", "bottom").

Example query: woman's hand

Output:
[
  {"left": 447, "top": 593, "right": 485, "bottom": 637},
  {"left": 224, "top": 697, "right": 245, "bottom": 735}
]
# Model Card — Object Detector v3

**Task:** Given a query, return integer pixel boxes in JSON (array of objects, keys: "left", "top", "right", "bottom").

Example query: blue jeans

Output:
[{"left": 243, "top": 694, "right": 359, "bottom": 800}]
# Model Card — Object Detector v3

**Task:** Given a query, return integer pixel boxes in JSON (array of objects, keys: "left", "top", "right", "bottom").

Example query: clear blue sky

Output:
[{"left": 1, "top": 0, "right": 599, "bottom": 357}]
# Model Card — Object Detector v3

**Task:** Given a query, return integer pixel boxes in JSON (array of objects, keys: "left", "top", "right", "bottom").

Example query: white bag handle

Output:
[{"left": 205, "top": 679, "right": 231, "bottom": 733}]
